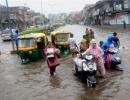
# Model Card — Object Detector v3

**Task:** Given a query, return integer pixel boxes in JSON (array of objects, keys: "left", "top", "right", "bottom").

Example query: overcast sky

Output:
[{"left": 0, "top": 0, "right": 99, "bottom": 15}]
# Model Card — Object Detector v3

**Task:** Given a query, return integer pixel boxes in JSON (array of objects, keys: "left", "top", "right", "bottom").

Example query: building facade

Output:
[
  {"left": 0, "top": 4, "right": 47, "bottom": 31},
  {"left": 84, "top": 0, "right": 130, "bottom": 25}
]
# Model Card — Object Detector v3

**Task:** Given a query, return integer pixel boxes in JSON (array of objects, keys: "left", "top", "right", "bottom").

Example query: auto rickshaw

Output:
[
  {"left": 51, "top": 31, "right": 71, "bottom": 55},
  {"left": 18, "top": 33, "right": 47, "bottom": 64}
]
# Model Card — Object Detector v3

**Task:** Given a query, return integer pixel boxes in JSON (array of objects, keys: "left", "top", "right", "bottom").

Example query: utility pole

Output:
[
  {"left": 5, "top": 0, "right": 10, "bottom": 28},
  {"left": 5, "top": 0, "right": 16, "bottom": 53},
  {"left": 24, "top": 3, "right": 27, "bottom": 29},
  {"left": 5, "top": 0, "right": 9, "bottom": 18},
  {"left": 41, "top": 0, "right": 44, "bottom": 25}
]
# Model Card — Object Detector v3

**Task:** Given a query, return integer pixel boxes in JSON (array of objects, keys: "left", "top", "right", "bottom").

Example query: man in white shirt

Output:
[{"left": 68, "top": 33, "right": 78, "bottom": 57}]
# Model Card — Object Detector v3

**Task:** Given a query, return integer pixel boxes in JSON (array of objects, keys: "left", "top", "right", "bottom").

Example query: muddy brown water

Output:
[{"left": 0, "top": 25, "right": 130, "bottom": 100}]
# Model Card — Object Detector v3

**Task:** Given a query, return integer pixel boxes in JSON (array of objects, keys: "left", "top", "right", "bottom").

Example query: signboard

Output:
[
  {"left": 108, "top": 14, "right": 129, "bottom": 25},
  {"left": 116, "top": 14, "right": 129, "bottom": 24},
  {"left": 124, "top": 0, "right": 129, "bottom": 8}
]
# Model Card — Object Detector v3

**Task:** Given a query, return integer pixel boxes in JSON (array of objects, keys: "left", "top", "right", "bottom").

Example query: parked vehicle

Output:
[
  {"left": 105, "top": 47, "right": 123, "bottom": 71},
  {"left": 18, "top": 33, "right": 48, "bottom": 64},
  {"left": 51, "top": 31, "right": 71, "bottom": 55},
  {"left": 1, "top": 29, "right": 12, "bottom": 41},
  {"left": 73, "top": 54, "right": 97, "bottom": 88}
]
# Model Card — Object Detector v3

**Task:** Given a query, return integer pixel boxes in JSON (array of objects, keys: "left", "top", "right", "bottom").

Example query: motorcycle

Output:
[
  {"left": 73, "top": 54, "right": 97, "bottom": 88},
  {"left": 106, "top": 47, "right": 123, "bottom": 71}
]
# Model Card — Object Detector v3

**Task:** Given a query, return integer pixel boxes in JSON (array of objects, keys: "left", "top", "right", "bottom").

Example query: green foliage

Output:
[
  {"left": 20, "top": 26, "right": 46, "bottom": 35},
  {"left": 20, "top": 23, "right": 65, "bottom": 35}
]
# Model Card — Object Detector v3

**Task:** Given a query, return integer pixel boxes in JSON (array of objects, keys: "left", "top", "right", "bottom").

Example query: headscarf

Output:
[
  {"left": 90, "top": 39, "right": 96, "bottom": 44},
  {"left": 107, "top": 34, "right": 113, "bottom": 42},
  {"left": 90, "top": 39, "right": 97, "bottom": 48}
]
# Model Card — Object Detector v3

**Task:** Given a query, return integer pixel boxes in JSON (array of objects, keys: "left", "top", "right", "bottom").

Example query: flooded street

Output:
[{"left": 0, "top": 25, "right": 130, "bottom": 100}]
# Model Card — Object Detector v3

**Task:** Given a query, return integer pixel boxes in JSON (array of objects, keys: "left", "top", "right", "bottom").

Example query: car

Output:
[{"left": 1, "top": 29, "right": 12, "bottom": 41}]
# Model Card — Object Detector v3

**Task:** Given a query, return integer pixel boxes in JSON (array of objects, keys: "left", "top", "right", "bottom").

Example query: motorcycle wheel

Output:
[
  {"left": 87, "top": 80, "right": 96, "bottom": 88},
  {"left": 87, "top": 78, "right": 97, "bottom": 88},
  {"left": 81, "top": 72, "right": 86, "bottom": 83},
  {"left": 74, "top": 64, "right": 79, "bottom": 76},
  {"left": 92, "top": 83, "right": 96, "bottom": 88}
]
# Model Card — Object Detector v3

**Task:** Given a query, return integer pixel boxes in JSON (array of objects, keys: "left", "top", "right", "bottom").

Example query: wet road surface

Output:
[{"left": 0, "top": 25, "right": 130, "bottom": 100}]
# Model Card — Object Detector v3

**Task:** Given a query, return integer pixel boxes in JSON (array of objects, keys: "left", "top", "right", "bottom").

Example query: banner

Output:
[{"left": 116, "top": 14, "right": 129, "bottom": 24}]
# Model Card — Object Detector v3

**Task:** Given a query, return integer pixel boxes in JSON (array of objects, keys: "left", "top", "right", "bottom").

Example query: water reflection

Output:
[
  {"left": 22, "top": 60, "right": 45, "bottom": 76},
  {"left": 49, "top": 75, "right": 61, "bottom": 88},
  {"left": 77, "top": 71, "right": 123, "bottom": 100}
]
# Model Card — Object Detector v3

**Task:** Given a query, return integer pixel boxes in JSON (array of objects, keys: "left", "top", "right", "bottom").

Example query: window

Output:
[
  {"left": 2, "top": 29, "right": 11, "bottom": 34},
  {"left": 55, "top": 34, "right": 69, "bottom": 42},
  {"left": 19, "top": 38, "right": 36, "bottom": 48}
]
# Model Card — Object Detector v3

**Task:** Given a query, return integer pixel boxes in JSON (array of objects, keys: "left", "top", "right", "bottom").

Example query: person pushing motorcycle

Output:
[{"left": 82, "top": 39, "right": 106, "bottom": 78}]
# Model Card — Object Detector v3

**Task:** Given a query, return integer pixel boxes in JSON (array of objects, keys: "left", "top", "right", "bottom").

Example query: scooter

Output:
[
  {"left": 73, "top": 53, "right": 97, "bottom": 88},
  {"left": 106, "top": 47, "right": 123, "bottom": 71}
]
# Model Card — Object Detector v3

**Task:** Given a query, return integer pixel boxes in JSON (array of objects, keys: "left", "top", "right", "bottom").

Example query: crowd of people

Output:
[
  {"left": 42, "top": 27, "right": 120, "bottom": 77},
  {"left": 68, "top": 28, "right": 120, "bottom": 78},
  {"left": 0, "top": 27, "right": 120, "bottom": 77}
]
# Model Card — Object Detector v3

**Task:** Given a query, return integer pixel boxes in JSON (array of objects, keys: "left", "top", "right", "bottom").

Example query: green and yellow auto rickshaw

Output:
[
  {"left": 51, "top": 31, "right": 71, "bottom": 55},
  {"left": 18, "top": 33, "right": 48, "bottom": 64}
]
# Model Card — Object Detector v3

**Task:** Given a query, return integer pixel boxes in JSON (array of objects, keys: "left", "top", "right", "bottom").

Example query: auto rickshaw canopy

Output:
[
  {"left": 51, "top": 31, "right": 71, "bottom": 35},
  {"left": 51, "top": 31, "right": 71, "bottom": 45},
  {"left": 19, "top": 33, "right": 46, "bottom": 39},
  {"left": 18, "top": 33, "right": 47, "bottom": 51}
]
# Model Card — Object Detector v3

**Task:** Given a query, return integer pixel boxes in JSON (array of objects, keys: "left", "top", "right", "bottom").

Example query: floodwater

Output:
[{"left": 0, "top": 25, "right": 130, "bottom": 100}]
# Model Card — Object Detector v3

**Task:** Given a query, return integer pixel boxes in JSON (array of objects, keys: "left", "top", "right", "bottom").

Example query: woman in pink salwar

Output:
[
  {"left": 82, "top": 39, "right": 106, "bottom": 78},
  {"left": 44, "top": 42, "right": 60, "bottom": 76}
]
